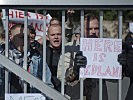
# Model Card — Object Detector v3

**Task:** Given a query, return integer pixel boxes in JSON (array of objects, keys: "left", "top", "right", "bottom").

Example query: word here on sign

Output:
[{"left": 80, "top": 38, "right": 122, "bottom": 79}]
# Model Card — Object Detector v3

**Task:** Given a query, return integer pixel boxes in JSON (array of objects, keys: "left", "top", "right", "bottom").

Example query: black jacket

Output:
[{"left": 46, "top": 45, "right": 61, "bottom": 91}]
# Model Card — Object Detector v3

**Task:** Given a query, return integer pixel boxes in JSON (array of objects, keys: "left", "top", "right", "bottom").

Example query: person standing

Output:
[
  {"left": 118, "top": 28, "right": 133, "bottom": 100},
  {"left": 46, "top": 25, "right": 62, "bottom": 91},
  {"left": 57, "top": 15, "right": 108, "bottom": 100}
]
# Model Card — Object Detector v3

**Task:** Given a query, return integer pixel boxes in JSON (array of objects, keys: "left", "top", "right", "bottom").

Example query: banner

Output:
[
  {"left": 5, "top": 93, "right": 46, "bottom": 100},
  {"left": 2, "top": 9, "right": 52, "bottom": 36},
  {"left": 80, "top": 38, "right": 122, "bottom": 79}
]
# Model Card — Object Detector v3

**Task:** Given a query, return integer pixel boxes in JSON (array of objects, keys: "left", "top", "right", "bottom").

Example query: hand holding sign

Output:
[
  {"left": 73, "top": 51, "right": 87, "bottom": 74},
  {"left": 80, "top": 38, "right": 122, "bottom": 79}
]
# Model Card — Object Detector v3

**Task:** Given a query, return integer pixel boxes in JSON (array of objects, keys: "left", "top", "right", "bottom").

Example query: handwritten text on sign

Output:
[
  {"left": 5, "top": 93, "right": 46, "bottom": 100},
  {"left": 2, "top": 9, "right": 52, "bottom": 35},
  {"left": 80, "top": 38, "right": 122, "bottom": 79}
]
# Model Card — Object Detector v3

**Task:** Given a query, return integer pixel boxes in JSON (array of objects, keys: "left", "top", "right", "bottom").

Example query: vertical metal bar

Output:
[
  {"left": 99, "top": 10, "right": 103, "bottom": 100},
  {"left": 80, "top": 10, "right": 84, "bottom": 100},
  {"left": 5, "top": 9, "right": 9, "bottom": 93},
  {"left": 80, "top": 78, "right": 84, "bottom": 100},
  {"left": 118, "top": 11, "right": 123, "bottom": 39},
  {"left": 118, "top": 10, "right": 122, "bottom": 100},
  {"left": 61, "top": 10, "right": 65, "bottom": 95},
  {"left": 23, "top": 10, "right": 28, "bottom": 93},
  {"left": 43, "top": 10, "right": 47, "bottom": 82},
  {"left": 81, "top": 10, "right": 84, "bottom": 38},
  {"left": 99, "top": 11, "right": 103, "bottom": 38}
]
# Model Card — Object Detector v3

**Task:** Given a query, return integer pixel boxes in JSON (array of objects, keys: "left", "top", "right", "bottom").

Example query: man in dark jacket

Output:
[
  {"left": 46, "top": 25, "right": 62, "bottom": 91},
  {"left": 118, "top": 31, "right": 133, "bottom": 100}
]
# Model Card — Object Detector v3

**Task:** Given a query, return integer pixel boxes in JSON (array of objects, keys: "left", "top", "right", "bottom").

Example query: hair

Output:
[
  {"left": 9, "top": 24, "right": 23, "bottom": 36},
  {"left": 47, "top": 25, "right": 61, "bottom": 35},
  {"left": 49, "top": 17, "right": 61, "bottom": 26},
  {"left": 28, "top": 25, "right": 36, "bottom": 35},
  {"left": 12, "top": 33, "right": 24, "bottom": 49},
  {"left": 84, "top": 14, "right": 99, "bottom": 37},
  {"left": 84, "top": 13, "right": 99, "bottom": 22}
]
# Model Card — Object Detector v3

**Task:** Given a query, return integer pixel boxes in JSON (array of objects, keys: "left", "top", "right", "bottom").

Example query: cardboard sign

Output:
[
  {"left": 5, "top": 93, "right": 46, "bottom": 100},
  {"left": 80, "top": 38, "right": 122, "bottom": 79},
  {"left": 2, "top": 9, "right": 52, "bottom": 36}
]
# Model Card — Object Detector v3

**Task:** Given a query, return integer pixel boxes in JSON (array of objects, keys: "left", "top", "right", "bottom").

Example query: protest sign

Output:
[
  {"left": 5, "top": 93, "right": 46, "bottom": 100},
  {"left": 80, "top": 38, "right": 122, "bottom": 79},
  {"left": 2, "top": 9, "right": 52, "bottom": 36}
]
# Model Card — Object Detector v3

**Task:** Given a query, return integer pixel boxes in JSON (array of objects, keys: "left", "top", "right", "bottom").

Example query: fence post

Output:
[
  {"left": 43, "top": 10, "right": 47, "bottom": 83},
  {"left": 80, "top": 10, "right": 84, "bottom": 100},
  {"left": 61, "top": 10, "right": 65, "bottom": 95},
  {"left": 5, "top": 9, "right": 9, "bottom": 93},
  {"left": 118, "top": 10, "right": 123, "bottom": 100},
  {"left": 99, "top": 10, "right": 103, "bottom": 100},
  {"left": 23, "top": 10, "right": 28, "bottom": 93}
]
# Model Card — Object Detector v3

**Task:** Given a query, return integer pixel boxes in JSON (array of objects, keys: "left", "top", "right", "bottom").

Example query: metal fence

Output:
[{"left": 0, "top": 1, "right": 133, "bottom": 100}]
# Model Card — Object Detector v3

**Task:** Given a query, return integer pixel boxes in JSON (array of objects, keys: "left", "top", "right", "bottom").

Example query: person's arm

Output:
[
  {"left": 118, "top": 34, "right": 133, "bottom": 77},
  {"left": 57, "top": 55, "right": 63, "bottom": 81},
  {"left": 65, "top": 10, "right": 75, "bottom": 43},
  {"left": 65, "top": 51, "right": 87, "bottom": 82},
  {"left": 57, "top": 52, "right": 72, "bottom": 82},
  {"left": 65, "top": 9, "right": 74, "bottom": 29}
]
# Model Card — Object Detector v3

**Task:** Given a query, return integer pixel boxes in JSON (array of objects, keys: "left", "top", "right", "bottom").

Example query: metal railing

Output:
[
  {"left": 0, "top": 2, "right": 133, "bottom": 99},
  {"left": 0, "top": 54, "right": 68, "bottom": 100}
]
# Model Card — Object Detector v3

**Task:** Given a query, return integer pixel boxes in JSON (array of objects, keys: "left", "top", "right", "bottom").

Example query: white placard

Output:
[
  {"left": 80, "top": 38, "right": 122, "bottom": 79},
  {"left": 129, "top": 22, "right": 133, "bottom": 33},
  {"left": 5, "top": 93, "right": 46, "bottom": 100},
  {"left": 2, "top": 9, "right": 52, "bottom": 36}
]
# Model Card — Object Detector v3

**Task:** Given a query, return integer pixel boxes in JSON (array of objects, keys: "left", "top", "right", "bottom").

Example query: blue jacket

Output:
[{"left": 29, "top": 53, "right": 53, "bottom": 87}]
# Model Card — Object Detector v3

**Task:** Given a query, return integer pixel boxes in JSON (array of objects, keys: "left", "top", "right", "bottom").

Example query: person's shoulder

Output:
[
  {"left": 46, "top": 45, "right": 53, "bottom": 51},
  {"left": 65, "top": 41, "right": 73, "bottom": 46}
]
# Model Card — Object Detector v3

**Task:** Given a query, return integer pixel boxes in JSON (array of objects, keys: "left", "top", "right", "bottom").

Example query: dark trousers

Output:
[
  {"left": 10, "top": 73, "right": 22, "bottom": 93},
  {"left": 90, "top": 79, "right": 108, "bottom": 100},
  {"left": 65, "top": 79, "right": 108, "bottom": 100},
  {"left": 65, "top": 82, "right": 80, "bottom": 100},
  {"left": 126, "top": 80, "right": 133, "bottom": 100}
]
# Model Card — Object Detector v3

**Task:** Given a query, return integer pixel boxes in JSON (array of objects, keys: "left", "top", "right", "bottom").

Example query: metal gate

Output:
[{"left": 0, "top": 0, "right": 133, "bottom": 100}]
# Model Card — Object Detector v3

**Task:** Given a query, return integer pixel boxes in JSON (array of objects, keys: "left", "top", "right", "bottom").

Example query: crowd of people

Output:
[{"left": 0, "top": 9, "right": 133, "bottom": 100}]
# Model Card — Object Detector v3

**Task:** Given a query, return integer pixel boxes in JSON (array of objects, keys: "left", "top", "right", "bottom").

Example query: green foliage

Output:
[
  {"left": 31, "top": 9, "right": 133, "bottom": 22},
  {"left": 103, "top": 10, "right": 117, "bottom": 20},
  {"left": 123, "top": 10, "right": 133, "bottom": 21}
]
